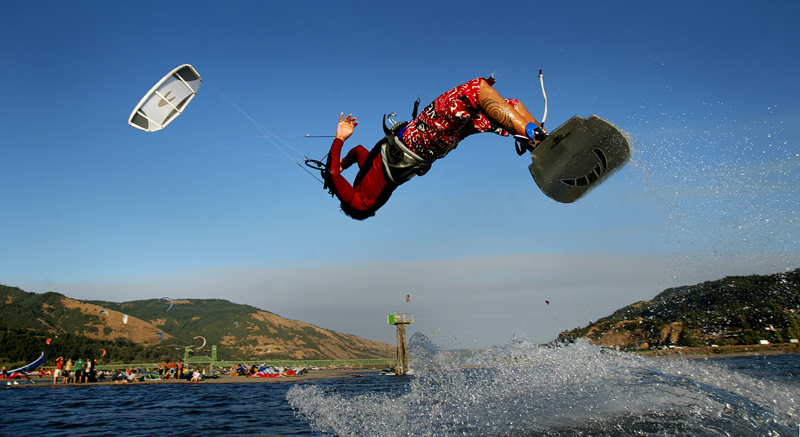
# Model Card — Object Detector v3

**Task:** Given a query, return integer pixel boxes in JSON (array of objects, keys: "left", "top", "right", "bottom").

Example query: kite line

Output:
[{"left": 205, "top": 81, "right": 324, "bottom": 183}]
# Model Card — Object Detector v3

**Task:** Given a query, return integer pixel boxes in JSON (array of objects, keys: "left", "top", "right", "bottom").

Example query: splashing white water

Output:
[
  {"left": 623, "top": 100, "right": 800, "bottom": 279},
  {"left": 288, "top": 340, "right": 798, "bottom": 436}
]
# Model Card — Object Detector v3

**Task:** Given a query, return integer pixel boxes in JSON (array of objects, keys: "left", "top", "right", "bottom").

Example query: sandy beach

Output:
[
  {"left": 636, "top": 342, "right": 800, "bottom": 359},
  {"left": 4, "top": 369, "right": 381, "bottom": 387}
]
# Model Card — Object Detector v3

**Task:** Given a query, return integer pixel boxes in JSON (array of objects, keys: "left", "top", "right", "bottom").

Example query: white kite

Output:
[
  {"left": 128, "top": 64, "right": 202, "bottom": 132},
  {"left": 161, "top": 296, "right": 174, "bottom": 312},
  {"left": 194, "top": 336, "right": 206, "bottom": 350}
]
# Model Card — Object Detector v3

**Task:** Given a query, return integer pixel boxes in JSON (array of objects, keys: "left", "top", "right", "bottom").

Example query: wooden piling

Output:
[{"left": 388, "top": 313, "right": 413, "bottom": 376}]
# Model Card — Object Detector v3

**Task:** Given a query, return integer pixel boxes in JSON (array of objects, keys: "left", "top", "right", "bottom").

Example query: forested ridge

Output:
[{"left": 558, "top": 268, "right": 800, "bottom": 350}]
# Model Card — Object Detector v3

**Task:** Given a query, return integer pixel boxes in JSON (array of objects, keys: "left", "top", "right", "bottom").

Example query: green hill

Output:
[
  {"left": 558, "top": 268, "right": 800, "bottom": 350},
  {"left": 0, "top": 284, "right": 394, "bottom": 367}
]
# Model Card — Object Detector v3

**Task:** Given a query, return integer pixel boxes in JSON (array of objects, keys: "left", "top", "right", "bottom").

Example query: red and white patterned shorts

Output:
[{"left": 401, "top": 78, "right": 516, "bottom": 161}]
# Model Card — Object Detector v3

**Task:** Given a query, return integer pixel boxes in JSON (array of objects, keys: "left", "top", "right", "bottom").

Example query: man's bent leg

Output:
[
  {"left": 511, "top": 101, "right": 538, "bottom": 127},
  {"left": 477, "top": 80, "right": 541, "bottom": 137}
]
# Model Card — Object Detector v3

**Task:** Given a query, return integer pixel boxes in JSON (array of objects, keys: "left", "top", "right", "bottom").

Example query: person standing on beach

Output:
[
  {"left": 74, "top": 357, "right": 84, "bottom": 383},
  {"left": 167, "top": 360, "right": 176, "bottom": 379},
  {"left": 88, "top": 358, "right": 98, "bottom": 382},
  {"left": 53, "top": 357, "right": 64, "bottom": 384},
  {"left": 63, "top": 358, "right": 73, "bottom": 383},
  {"left": 82, "top": 357, "right": 92, "bottom": 383}
]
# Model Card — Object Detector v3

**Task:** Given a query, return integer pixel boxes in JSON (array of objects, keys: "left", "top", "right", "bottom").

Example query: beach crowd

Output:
[
  {"left": 48, "top": 357, "right": 207, "bottom": 384},
  {"left": 4, "top": 357, "right": 308, "bottom": 385},
  {"left": 51, "top": 356, "right": 99, "bottom": 383}
]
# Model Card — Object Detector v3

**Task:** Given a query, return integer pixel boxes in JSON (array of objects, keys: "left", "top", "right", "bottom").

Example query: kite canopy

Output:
[
  {"left": 7, "top": 352, "right": 45, "bottom": 375},
  {"left": 128, "top": 64, "right": 202, "bottom": 132},
  {"left": 161, "top": 296, "right": 174, "bottom": 312},
  {"left": 194, "top": 336, "right": 206, "bottom": 350}
]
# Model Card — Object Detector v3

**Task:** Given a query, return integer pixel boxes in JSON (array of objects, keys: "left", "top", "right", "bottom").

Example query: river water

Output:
[{"left": 1, "top": 341, "right": 798, "bottom": 436}]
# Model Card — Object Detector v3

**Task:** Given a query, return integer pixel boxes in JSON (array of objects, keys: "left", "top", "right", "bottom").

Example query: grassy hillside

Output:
[{"left": 0, "top": 284, "right": 394, "bottom": 366}]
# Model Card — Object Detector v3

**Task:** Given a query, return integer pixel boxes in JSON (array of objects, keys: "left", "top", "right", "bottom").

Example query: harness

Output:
[
  {"left": 380, "top": 114, "right": 432, "bottom": 185},
  {"left": 379, "top": 97, "right": 436, "bottom": 185}
]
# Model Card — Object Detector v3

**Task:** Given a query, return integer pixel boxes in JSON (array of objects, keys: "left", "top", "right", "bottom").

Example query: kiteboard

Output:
[{"left": 528, "top": 115, "right": 630, "bottom": 203}]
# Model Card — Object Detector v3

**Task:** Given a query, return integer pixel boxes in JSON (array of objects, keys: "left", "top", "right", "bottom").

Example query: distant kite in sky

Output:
[
  {"left": 128, "top": 64, "right": 202, "bottom": 132},
  {"left": 157, "top": 332, "right": 165, "bottom": 343},
  {"left": 98, "top": 309, "right": 109, "bottom": 316},
  {"left": 100, "top": 348, "right": 107, "bottom": 357},
  {"left": 546, "top": 301, "right": 550, "bottom": 305},
  {"left": 123, "top": 315, "right": 129, "bottom": 324},
  {"left": 161, "top": 296, "right": 174, "bottom": 312},
  {"left": 194, "top": 336, "right": 206, "bottom": 350},
  {"left": 406, "top": 295, "right": 410, "bottom": 302}
]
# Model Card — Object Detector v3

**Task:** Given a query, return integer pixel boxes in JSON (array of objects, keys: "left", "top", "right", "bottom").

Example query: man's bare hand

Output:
[{"left": 336, "top": 113, "right": 358, "bottom": 141}]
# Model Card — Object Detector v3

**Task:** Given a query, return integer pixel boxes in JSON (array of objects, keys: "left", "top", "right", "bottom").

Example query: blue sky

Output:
[{"left": 2, "top": 1, "right": 799, "bottom": 348}]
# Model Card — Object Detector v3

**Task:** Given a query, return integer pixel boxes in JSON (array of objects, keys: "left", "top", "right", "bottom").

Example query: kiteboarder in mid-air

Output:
[
  {"left": 128, "top": 67, "right": 629, "bottom": 211},
  {"left": 323, "top": 77, "right": 546, "bottom": 220}
]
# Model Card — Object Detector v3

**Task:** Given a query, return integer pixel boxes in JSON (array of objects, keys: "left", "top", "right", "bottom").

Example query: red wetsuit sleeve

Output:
[
  {"left": 341, "top": 144, "right": 370, "bottom": 170},
  {"left": 329, "top": 138, "right": 357, "bottom": 205}
]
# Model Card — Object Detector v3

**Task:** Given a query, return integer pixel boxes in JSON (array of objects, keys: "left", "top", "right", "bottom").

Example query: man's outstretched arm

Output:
[{"left": 328, "top": 113, "right": 359, "bottom": 205}]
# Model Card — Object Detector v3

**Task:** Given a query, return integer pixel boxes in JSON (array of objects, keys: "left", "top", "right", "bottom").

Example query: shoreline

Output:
[
  {"left": 635, "top": 343, "right": 800, "bottom": 359},
  {"left": 6, "top": 345, "right": 800, "bottom": 387},
  {"left": 3, "top": 369, "right": 381, "bottom": 388}
]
